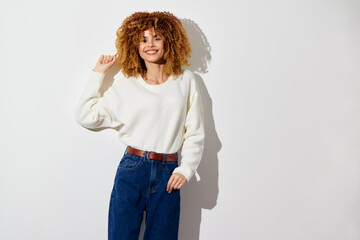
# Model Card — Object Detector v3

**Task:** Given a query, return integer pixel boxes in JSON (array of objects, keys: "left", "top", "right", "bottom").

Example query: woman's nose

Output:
[{"left": 147, "top": 39, "right": 155, "bottom": 47}]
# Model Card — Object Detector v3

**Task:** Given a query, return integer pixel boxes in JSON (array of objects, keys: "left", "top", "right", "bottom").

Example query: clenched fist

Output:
[{"left": 93, "top": 54, "right": 117, "bottom": 74}]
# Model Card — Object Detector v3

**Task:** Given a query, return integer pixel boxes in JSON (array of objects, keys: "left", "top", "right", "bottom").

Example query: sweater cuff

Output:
[
  {"left": 173, "top": 164, "right": 195, "bottom": 183},
  {"left": 91, "top": 69, "right": 106, "bottom": 79},
  {"left": 86, "top": 69, "right": 106, "bottom": 90}
]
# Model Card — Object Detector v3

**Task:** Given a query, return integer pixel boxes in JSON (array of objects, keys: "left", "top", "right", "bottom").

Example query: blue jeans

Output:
[{"left": 108, "top": 146, "right": 181, "bottom": 240}]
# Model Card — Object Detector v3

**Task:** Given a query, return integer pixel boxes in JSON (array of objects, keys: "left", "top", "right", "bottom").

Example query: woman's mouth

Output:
[{"left": 145, "top": 49, "right": 158, "bottom": 55}]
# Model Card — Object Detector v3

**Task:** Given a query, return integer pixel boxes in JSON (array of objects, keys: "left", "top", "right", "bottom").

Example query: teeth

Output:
[{"left": 146, "top": 50, "right": 157, "bottom": 53}]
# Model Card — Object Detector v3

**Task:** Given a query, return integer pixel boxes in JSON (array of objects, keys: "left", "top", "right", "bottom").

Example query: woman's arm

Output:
[
  {"left": 74, "top": 54, "right": 122, "bottom": 130},
  {"left": 172, "top": 72, "right": 205, "bottom": 182}
]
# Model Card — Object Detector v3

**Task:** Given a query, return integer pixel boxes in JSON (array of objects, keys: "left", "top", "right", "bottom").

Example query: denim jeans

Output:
[{"left": 108, "top": 146, "right": 181, "bottom": 240}]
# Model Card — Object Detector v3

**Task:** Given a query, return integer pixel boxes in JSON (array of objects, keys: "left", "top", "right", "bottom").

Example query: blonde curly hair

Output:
[{"left": 115, "top": 11, "right": 192, "bottom": 79}]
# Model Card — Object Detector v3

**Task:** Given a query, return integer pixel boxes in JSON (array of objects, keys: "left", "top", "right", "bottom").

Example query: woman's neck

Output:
[{"left": 144, "top": 62, "right": 169, "bottom": 84}]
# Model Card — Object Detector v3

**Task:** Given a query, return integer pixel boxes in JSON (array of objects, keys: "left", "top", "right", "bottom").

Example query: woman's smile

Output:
[{"left": 145, "top": 49, "right": 159, "bottom": 55}]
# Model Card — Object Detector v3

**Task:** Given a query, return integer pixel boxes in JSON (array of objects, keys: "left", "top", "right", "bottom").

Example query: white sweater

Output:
[{"left": 74, "top": 69, "right": 205, "bottom": 182}]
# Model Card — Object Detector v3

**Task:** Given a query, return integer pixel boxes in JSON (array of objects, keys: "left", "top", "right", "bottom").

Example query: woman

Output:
[{"left": 74, "top": 11, "right": 205, "bottom": 240}]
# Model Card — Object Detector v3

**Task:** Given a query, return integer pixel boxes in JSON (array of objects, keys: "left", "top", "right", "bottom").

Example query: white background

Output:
[{"left": 0, "top": 0, "right": 359, "bottom": 239}]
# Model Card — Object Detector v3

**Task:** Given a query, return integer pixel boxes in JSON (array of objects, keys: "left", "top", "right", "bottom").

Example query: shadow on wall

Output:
[
  {"left": 139, "top": 18, "right": 221, "bottom": 240},
  {"left": 182, "top": 18, "right": 212, "bottom": 75}
]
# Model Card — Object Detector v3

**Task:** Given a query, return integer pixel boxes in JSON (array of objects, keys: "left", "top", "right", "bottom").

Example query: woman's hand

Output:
[
  {"left": 93, "top": 54, "right": 117, "bottom": 73},
  {"left": 167, "top": 173, "right": 187, "bottom": 193}
]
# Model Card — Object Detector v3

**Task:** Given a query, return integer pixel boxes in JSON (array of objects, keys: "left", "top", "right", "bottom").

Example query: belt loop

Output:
[
  {"left": 162, "top": 153, "right": 166, "bottom": 164},
  {"left": 144, "top": 150, "right": 148, "bottom": 160},
  {"left": 123, "top": 146, "right": 129, "bottom": 156}
]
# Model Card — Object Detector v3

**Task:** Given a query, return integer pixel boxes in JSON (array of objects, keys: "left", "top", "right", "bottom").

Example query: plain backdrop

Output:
[{"left": 0, "top": 0, "right": 359, "bottom": 239}]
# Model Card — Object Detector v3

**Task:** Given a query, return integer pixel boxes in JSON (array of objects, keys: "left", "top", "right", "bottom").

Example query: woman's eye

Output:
[{"left": 141, "top": 38, "right": 160, "bottom": 43}]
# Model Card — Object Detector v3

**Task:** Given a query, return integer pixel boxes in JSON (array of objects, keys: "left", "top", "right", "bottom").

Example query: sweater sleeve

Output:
[
  {"left": 172, "top": 73, "right": 205, "bottom": 182},
  {"left": 74, "top": 70, "right": 122, "bottom": 130}
]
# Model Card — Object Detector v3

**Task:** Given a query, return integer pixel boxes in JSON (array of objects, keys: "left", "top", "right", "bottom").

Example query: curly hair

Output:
[{"left": 115, "top": 11, "right": 192, "bottom": 79}]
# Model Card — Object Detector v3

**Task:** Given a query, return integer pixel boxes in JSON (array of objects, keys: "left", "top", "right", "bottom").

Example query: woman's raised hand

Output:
[{"left": 93, "top": 54, "right": 117, "bottom": 73}]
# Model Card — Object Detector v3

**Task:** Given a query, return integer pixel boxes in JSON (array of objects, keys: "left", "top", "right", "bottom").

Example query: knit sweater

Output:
[{"left": 74, "top": 69, "right": 205, "bottom": 182}]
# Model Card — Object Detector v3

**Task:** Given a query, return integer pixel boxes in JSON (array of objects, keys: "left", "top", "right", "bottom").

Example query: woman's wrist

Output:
[{"left": 92, "top": 68, "right": 105, "bottom": 74}]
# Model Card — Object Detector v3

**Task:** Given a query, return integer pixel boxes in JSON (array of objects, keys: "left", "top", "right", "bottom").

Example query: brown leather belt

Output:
[{"left": 126, "top": 146, "right": 178, "bottom": 162}]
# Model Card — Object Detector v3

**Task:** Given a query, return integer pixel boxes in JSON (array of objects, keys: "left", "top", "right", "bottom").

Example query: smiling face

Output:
[{"left": 138, "top": 28, "right": 166, "bottom": 65}]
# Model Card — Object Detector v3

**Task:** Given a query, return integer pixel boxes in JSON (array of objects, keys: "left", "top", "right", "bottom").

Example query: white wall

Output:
[{"left": 0, "top": 0, "right": 359, "bottom": 239}]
